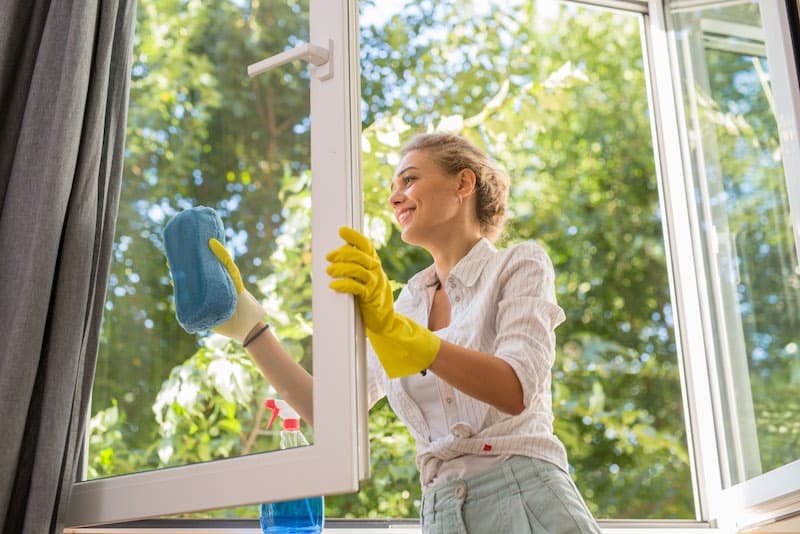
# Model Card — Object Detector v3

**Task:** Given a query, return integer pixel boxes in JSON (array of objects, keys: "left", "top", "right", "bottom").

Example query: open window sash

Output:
[
  {"left": 649, "top": 0, "right": 800, "bottom": 530},
  {"left": 64, "top": 0, "right": 367, "bottom": 527},
  {"left": 717, "top": 1, "right": 800, "bottom": 527}
]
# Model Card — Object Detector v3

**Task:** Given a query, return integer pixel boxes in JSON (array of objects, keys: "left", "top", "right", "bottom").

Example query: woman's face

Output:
[{"left": 389, "top": 149, "right": 462, "bottom": 246}]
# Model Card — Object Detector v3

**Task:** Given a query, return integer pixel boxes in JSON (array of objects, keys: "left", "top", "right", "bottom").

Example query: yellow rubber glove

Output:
[
  {"left": 326, "top": 227, "right": 441, "bottom": 378},
  {"left": 208, "top": 239, "right": 266, "bottom": 344}
]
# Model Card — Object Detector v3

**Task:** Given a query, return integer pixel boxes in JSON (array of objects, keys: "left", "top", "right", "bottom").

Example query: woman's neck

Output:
[{"left": 429, "top": 233, "right": 482, "bottom": 285}]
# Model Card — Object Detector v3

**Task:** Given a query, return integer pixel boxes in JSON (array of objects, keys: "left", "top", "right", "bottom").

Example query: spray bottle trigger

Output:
[{"left": 264, "top": 399, "right": 279, "bottom": 429}]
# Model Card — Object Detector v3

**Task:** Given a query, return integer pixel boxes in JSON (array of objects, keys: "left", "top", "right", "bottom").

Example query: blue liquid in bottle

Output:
[
  {"left": 260, "top": 400, "right": 324, "bottom": 534},
  {"left": 259, "top": 496, "right": 324, "bottom": 534}
]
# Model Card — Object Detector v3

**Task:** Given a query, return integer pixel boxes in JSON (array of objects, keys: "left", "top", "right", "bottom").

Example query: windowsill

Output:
[{"left": 65, "top": 518, "right": 721, "bottom": 534}]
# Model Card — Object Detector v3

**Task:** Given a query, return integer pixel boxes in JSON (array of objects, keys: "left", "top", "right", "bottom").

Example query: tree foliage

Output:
[{"left": 89, "top": 0, "right": 800, "bottom": 522}]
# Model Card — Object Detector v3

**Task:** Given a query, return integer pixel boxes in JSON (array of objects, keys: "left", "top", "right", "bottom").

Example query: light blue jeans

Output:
[{"left": 420, "top": 456, "right": 601, "bottom": 533}]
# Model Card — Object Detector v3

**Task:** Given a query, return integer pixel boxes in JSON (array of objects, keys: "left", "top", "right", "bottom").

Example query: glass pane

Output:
[
  {"left": 88, "top": 0, "right": 313, "bottom": 480},
  {"left": 670, "top": 1, "right": 800, "bottom": 485},
  {"left": 325, "top": 0, "right": 692, "bottom": 520}
]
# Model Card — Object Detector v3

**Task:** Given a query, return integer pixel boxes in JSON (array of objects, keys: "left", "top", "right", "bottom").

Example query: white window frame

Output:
[
  {"left": 642, "top": 0, "right": 725, "bottom": 526},
  {"left": 716, "top": 1, "right": 800, "bottom": 527},
  {"left": 64, "top": 0, "right": 800, "bottom": 532},
  {"left": 64, "top": 0, "right": 367, "bottom": 527},
  {"left": 648, "top": 0, "right": 800, "bottom": 532}
]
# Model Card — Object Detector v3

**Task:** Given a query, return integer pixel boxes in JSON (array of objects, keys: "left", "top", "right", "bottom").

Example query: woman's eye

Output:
[{"left": 402, "top": 175, "right": 415, "bottom": 185}]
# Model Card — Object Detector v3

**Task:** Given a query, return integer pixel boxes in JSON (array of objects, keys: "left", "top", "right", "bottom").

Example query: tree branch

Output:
[{"left": 242, "top": 398, "right": 266, "bottom": 455}]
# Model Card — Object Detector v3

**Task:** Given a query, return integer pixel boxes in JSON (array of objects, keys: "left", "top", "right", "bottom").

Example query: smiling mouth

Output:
[{"left": 397, "top": 209, "right": 414, "bottom": 225}]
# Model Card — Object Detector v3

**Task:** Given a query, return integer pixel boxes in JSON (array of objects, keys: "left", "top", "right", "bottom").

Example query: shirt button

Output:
[
  {"left": 454, "top": 481, "right": 468, "bottom": 499},
  {"left": 454, "top": 295, "right": 461, "bottom": 302},
  {"left": 451, "top": 423, "right": 474, "bottom": 437},
  {"left": 446, "top": 397, "right": 453, "bottom": 404}
]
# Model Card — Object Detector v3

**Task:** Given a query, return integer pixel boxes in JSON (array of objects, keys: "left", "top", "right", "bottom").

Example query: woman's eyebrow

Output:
[{"left": 396, "top": 165, "right": 418, "bottom": 177}]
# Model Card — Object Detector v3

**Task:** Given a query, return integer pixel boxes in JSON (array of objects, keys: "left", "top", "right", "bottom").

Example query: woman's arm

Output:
[
  {"left": 431, "top": 243, "right": 564, "bottom": 416},
  {"left": 325, "top": 228, "right": 558, "bottom": 415},
  {"left": 204, "top": 241, "right": 315, "bottom": 425},
  {"left": 428, "top": 341, "right": 524, "bottom": 415},
  {"left": 242, "top": 321, "right": 314, "bottom": 426}
]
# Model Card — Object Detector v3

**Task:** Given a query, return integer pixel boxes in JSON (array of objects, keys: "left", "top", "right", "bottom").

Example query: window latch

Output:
[{"left": 247, "top": 40, "right": 333, "bottom": 81}]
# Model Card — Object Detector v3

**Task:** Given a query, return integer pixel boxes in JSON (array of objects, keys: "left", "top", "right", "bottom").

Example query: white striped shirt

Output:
[{"left": 366, "top": 237, "right": 570, "bottom": 487}]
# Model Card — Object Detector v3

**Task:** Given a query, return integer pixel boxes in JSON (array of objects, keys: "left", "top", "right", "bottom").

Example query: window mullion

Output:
[{"left": 643, "top": 0, "right": 725, "bottom": 525}]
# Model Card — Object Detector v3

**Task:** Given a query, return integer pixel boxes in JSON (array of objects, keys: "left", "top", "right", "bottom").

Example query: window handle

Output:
[{"left": 247, "top": 39, "right": 333, "bottom": 81}]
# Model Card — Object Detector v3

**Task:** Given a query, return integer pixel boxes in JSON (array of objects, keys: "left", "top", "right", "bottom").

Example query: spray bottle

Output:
[{"left": 259, "top": 399, "right": 324, "bottom": 534}]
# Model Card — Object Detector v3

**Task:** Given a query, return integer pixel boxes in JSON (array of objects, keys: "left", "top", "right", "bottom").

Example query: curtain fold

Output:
[{"left": 0, "top": 1, "right": 136, "bottom": 532}]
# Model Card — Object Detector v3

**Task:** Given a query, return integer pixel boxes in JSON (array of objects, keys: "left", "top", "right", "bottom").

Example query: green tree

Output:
[
  {"left": 94, "top": 0, "right": 311, "bottom": 459},
  {"left": 90, "top": 0, "right": 702, "bottom": 521}
]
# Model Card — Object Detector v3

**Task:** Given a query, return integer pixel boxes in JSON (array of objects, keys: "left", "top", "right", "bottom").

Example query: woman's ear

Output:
[{"left": 457, "top": 168, "right": 477, "bottom": 197}]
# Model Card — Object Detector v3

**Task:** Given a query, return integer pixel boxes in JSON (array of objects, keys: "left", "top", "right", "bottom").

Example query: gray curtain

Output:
[{"left": 0, "top": 1, "right": 136, "bottom": 532}]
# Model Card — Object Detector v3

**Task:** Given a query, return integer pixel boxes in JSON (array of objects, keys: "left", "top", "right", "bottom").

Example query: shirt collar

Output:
[{"left": 406, "top": 238, "right": 496, "bottom": 291}]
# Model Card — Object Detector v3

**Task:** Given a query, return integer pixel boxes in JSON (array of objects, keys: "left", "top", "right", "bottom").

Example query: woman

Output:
[{"left": 206, "top": 132, "right": 600, "bottom": 532}]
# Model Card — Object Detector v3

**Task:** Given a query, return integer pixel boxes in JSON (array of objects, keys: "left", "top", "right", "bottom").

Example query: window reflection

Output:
[
  {"left": 671, "top": 0, "right": 800, "bottom": 485},
  {"left": 89, "top": 0, "right": 312, "bottom": 480}
]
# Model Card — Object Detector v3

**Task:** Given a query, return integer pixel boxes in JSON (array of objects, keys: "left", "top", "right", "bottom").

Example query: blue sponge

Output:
[{"left": 163, "top": 206, "right": 237, "bottom": 333}]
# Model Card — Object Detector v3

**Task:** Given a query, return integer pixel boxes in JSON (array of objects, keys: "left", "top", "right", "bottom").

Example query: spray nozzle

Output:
[{"left": 265, "top": 399, "right": 301, "bottom": 430}]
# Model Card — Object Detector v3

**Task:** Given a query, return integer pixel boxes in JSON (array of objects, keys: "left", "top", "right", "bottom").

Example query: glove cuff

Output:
[
  {"left": 213, "top": 290, "right": 266, "bottom": 344},
  {"left": 367, "top": 319, "right": 442, "bottom": 378}
]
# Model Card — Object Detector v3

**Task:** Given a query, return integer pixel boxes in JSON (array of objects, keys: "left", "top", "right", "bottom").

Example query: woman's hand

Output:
[
  {"left": 208, "top": 238, "right": 266, "bottom": 344},
  {"left": 325, "top": 227, "right": 394, "bottom": 332},
  {"left": 326, "top": 227, "right": 441, "bottom": 377}
]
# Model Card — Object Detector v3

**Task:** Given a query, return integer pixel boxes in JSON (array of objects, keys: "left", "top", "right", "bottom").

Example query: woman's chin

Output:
[{"left": 399, "top": 226, "right": 420, "bottom": 245}]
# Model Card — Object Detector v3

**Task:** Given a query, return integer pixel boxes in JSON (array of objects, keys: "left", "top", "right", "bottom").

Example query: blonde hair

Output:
[{"left": 400, "top": 132, "right": 510, "bottom": 242}]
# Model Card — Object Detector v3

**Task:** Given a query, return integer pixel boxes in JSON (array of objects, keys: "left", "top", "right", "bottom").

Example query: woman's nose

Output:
[{"left": 388, "top": 187, "right": 403, "bottom": 206}]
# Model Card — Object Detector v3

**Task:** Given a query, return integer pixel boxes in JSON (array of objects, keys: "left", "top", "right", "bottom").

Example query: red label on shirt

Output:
[{"left": 482, "top": 444, "right": 492, "bottom": 452}]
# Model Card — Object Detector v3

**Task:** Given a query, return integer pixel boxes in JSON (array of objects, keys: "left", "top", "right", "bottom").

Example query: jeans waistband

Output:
[{"left": 421, "top": 455, "right": 560, "bottom": 521}]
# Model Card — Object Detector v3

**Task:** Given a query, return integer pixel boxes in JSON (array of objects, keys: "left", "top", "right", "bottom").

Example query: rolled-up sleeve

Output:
[{"left": 493, "top": 242, "right": 566, "bottom": 405}]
